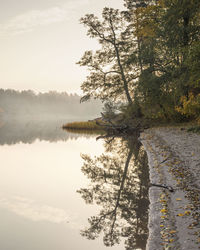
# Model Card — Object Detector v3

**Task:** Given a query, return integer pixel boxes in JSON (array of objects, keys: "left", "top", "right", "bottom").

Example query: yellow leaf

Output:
[
  {"left": 176, "top": 198, "right": 182, "bottom": 201},
  {"left": 160, "top": 194, "right": 165, "bottom": 199},
  {"left": 160, "top": 225, "right": 164, "bottom": 227},
  {"left": 169, "top": 239, "right": 174, "bottom": 242},
  {"left": 169, "top": 230, "right": 176, "bottom": 234},
  {"left": 184, "top": 211, "right": 191, "bottom": 215},
  {"left": 177, "top": 213, "right": 184, "bottom": 216},
  {"left": 161, "top": 209, "right": 167, "bottom": 213}
]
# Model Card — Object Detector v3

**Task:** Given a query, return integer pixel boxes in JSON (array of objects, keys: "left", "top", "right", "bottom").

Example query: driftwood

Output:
[
  {"left": 96, "top": 112, "right": 146, "bottom": 137},
  {"left": 96, "top": 134, "right": 115, "bottom": 143},
  {"left": 150, "top": 183, "right": 174, "bottom": 192}
]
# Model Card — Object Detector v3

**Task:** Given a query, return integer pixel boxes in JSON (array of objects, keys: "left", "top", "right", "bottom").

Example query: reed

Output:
[{"left": 62, "top": 121, "right": 103, "bottom": 130}]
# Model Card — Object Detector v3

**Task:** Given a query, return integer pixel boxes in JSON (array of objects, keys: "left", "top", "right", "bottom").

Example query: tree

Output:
[
  {"left": 78, "top": 0, "right": 200, "bottom": 122},
  {"left": 124, "top": 0, "right": 171, "bottom": 118},
  {"left": 124, "top": 0, "right": 200, "bottom": 120},
  {"left": 78, "top": 8, "right": 139, "bottom": 104}
]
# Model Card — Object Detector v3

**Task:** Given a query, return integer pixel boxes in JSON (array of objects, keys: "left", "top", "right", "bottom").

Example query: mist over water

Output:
[
  {"left": 0, "top": 88, "right": 104, "bottom": 145},
  {"left": 0, "top": 118, "right": 97, "bottom": 145}
]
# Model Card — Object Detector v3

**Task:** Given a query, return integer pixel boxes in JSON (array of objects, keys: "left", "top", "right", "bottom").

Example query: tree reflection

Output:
[{"left": 78, "top": 136, "right": 149, "bottom": 249}]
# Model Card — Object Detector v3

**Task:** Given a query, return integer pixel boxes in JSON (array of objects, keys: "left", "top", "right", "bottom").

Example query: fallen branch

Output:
[{"left": 150, "top": 183, "right": 174, "bottom": 192}]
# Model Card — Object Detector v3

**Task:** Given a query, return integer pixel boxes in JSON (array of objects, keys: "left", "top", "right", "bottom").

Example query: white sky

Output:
[{"left": 0, "top": 0, "right": 124, "bottom": 94}]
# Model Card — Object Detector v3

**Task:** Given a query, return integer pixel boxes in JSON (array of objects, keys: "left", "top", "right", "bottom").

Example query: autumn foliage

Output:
[{"left": 79, "top": 0, "right": 200, "bottom": 124}]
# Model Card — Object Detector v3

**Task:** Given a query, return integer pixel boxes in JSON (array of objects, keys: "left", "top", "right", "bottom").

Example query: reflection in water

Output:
[
  {"left": 0, "top": 195, "right": 74, "bottom": 225},
  {"left": 0, "top": 128, "right": 108, "bottom": 250},
  {"left": 0, "top": 119, "right": 97, "bottom": 145},
  {"left": 78, "top": 136, "right": 149, "bottom": 249},
  {"left": 0, "top": 118, "right": 149, "bottom": 249}
]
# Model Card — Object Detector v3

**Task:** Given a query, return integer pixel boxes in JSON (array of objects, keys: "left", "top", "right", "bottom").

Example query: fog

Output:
[
  {"left": 0, "top": 119, "right": 99, "bottom": 145},
  {"left": 0, "top": 89, "right": 103, "bottom": 145},
  {"left": 0, "top": 89, "right": 103, "bottom": 120}
]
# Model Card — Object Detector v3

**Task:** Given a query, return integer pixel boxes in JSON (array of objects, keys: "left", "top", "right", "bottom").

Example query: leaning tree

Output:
[{"left": 78, "top": 8, "right": 140, "bottom": 105}]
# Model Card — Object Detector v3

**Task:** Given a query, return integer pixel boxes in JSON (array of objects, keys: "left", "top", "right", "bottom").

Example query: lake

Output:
[{"left": 0, "top": 119, "right": 149, "bottom": 250}]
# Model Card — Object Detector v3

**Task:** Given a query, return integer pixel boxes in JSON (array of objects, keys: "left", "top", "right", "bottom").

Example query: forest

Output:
[
  {"left": 78, "top": 0, "right": 200, "bottom": 125},
  {"left": 0, "top": 89, "right": 102, "bottom": 119}
]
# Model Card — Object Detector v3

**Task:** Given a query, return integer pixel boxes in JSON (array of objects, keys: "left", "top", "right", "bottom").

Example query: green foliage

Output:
[
  {"left": 186, "top": 42, "right": 200, "bottom": 89},
  {"left": 129, "top": 0, "right": 200, "bottom": 121},
  {"left": 102, "top": 102, "right": 118, "bottom": 119},
  {"left": 78, "top": 0, "right": 200, "bottom": 124},
  {"left": 121, "top": 101, "right": 142, "bottom": 121}
]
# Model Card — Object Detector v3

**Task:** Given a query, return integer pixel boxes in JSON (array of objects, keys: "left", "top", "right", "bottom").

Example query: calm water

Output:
[{"left": 0, "top": 119, "right": 149, "bottom": 250}]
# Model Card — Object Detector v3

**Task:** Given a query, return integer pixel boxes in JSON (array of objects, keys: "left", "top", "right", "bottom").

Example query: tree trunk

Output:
[{"left": 114, "top": 44, "right": 133, "bottom": 105}]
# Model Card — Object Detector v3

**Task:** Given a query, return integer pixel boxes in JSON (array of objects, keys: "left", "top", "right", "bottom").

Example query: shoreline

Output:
[{"left": 140, "top": 127, "right": 200, "bottom": 249}]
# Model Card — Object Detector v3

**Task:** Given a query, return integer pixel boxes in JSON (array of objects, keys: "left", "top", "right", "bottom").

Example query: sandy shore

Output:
[{"left": 140, "top": 127, "right": 200, "bottom": 250}]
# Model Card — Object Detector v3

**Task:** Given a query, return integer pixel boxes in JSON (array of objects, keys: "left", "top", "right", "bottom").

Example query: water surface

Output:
[{"left": 0, "top": 119, "right": 149, "bottom": 250}]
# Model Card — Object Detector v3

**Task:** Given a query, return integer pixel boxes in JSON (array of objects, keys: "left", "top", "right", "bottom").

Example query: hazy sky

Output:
[{"left": 0, "top": 0, "right": 124, "bottom": 94}]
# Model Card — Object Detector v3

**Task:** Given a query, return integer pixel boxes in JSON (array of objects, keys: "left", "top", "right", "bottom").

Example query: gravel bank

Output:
[{"left": 140, "top": 127, "right": 200, "bottom": 250}]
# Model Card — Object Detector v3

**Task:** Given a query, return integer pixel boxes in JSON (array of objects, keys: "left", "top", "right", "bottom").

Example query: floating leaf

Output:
[
  {"left": 160, "top": 224, "right": 164, "bottom": 227},
  {"left": 169, "top": 239, "right": 174, "bottom": 242},
  {"left": 176, "top": 198, "right": 182, "bottom": 201}
]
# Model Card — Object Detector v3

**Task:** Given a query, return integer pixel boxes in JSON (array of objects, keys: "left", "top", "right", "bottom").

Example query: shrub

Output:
[{"left": 176, "top": 93, "right": 200, "bottom": 123}]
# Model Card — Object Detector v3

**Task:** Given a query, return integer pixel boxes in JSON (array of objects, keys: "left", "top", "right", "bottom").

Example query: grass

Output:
[{"left": 62, "top": 120, "right": 104, "bottom": 130}]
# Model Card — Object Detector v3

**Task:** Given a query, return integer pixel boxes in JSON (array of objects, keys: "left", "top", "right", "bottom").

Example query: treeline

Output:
[
  {"left": 0, "top": 89, "right": 102, "bottom": 119},
  {"left": 78, "top": 0, "right": 200, "bottom": 124}
]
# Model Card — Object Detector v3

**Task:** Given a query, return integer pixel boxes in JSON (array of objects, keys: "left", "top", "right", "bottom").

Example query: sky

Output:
[{"left": 0, "top": 0, "right": 124, "bottom": 94}]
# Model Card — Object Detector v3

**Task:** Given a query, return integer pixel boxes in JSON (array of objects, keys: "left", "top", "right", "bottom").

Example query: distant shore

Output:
[{"left": 140, "top": 127, "right": 200, "bottom": 250}]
